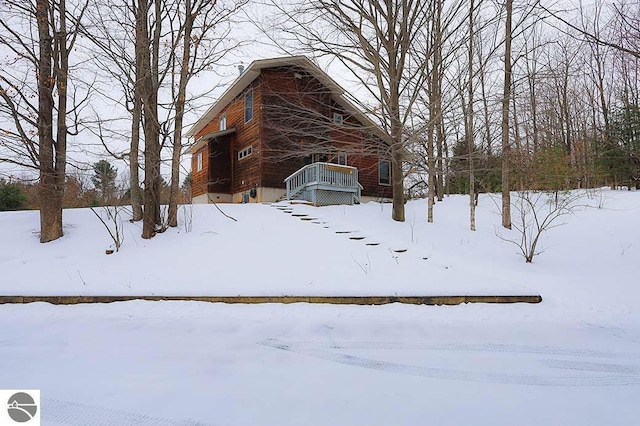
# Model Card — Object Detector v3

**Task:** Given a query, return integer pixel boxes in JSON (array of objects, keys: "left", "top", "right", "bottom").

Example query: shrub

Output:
[{"left": 0, "top": 180, "right": 28, "bottom": 211}]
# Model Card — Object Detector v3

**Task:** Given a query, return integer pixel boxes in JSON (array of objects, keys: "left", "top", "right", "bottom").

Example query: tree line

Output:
[
  {"left": 0, "top": 163, "right": 192, "bottom": 212},
  {"left": 264, "top": 0, "right": 640, "bottom": 228}
]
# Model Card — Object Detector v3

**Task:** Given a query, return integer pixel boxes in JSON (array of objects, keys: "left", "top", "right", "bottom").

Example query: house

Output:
[{"left": 186, "top": 56, "right": 393, "bottom": 205}]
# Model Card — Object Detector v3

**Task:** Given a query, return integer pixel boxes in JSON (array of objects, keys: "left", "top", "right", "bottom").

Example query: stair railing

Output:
[{"left": 285, "top": 162, "right": 360, "bottom": 201}]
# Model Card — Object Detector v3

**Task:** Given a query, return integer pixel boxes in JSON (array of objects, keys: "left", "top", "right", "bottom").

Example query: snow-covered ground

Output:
[
  {"left": 1, "top": 190, "right": 639, "bottom": 425},
  {"left": 2, "top": 190, "right": 638, "bottom": 302},
  {"left": 0, "top": 194, "right": 541, "bottom": 298}
]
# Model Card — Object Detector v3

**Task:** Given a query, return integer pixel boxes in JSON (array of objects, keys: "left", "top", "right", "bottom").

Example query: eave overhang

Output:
[{"left": 190, "top": 127, "right": 237, "bottom": 153}]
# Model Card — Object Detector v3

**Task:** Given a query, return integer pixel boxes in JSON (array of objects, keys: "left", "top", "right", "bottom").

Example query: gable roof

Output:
[{"left": 185, "top": 55, "right": 384, "bottom": 141}]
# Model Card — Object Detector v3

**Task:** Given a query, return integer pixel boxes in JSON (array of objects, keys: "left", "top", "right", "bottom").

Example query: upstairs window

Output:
[
  {"left": 219, "top": 115, "right": 227, "bottom": 131},
  {"left": 304, "top": 153, "right": 328, "bottom": 165},
  {"left": 337, "top": 153, "right": 347, "bottom": 165},
  {"left": 244, "top": 89, "right": 254, "bottom": 123},
  {"left": 379, "top": 160, "right": 391, "bottom": 185},
  {"left": 333, "top": 113, "right": 343, "bottom": 125},
  {"left": 196, "top": 152, "right": 203, "bottom": 172}
]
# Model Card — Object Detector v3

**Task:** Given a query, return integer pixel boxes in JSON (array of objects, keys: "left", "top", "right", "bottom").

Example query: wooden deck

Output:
[{"left": 285, "top": 162, "right": 363, "bottom": 206}]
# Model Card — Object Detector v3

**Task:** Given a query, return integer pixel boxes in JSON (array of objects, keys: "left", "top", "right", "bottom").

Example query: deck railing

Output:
[{"left": 285, "top": 162, "right": 361, "bottom": 201}]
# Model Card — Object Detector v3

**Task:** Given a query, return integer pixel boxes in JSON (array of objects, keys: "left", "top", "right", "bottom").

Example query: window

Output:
[
  {"left": 333, "top": 113, "right": 343, "bottom": 125},
  {"left": 379, "top": 160, "right": 391, "bottom": 185},
  {"left": 238, "top": 146, "right": 253, "bottom": 161},
  {"left": 196, "top": 152, "right": 203, "bottom": 172},
  {"left": 337, "top": 153, "right": 347, "bottom": 165},
  {"left": 304, "top": 152, "right": 328, "bottom": 164},
  {"left": 244, "top": 89, "right": 254, "bottom": 122},
  {"left": 219, "top": 115, "right": 227, "bottom": 131}
]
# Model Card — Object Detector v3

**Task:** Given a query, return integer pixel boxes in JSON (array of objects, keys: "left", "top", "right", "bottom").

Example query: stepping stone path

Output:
[{"left": 271, "top": 202, "right": 409, "bottom": 254}]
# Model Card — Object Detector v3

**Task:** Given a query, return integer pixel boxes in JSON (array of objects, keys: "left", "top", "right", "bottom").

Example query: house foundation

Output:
[{"left": 192, "top": 187, "right": 286, "bottom": 204}]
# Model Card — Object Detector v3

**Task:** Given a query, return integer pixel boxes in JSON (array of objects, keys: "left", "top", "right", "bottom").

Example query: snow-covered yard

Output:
[{"left": 1, "top": 190, "right": 639, "bottom": 425}]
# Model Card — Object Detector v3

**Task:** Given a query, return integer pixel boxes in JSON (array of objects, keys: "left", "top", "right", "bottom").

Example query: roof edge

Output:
[{"left": 185, "top": 56, "right": 385, "bottom": 144}]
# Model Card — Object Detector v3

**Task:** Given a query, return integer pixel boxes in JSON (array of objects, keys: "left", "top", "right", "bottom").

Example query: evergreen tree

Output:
[
  {"left": 91, "top": 160, "right": 118, "bottom": 204},
  {"left": 182, "top": 172, "right": 192, "bottom": 189},
  {"left": 600, "top": 105, "right": 640, "bottom": 189},
  {"left": 0, "top": 179, "right": 27, "bottom": 211}
]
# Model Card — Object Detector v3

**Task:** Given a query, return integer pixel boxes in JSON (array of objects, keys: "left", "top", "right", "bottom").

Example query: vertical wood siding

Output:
[
  {"left": 193, "top": 63, "right": 392, "bottom": 199},
  {"left": 191, "top": 145, "right": 209, "bottom": 198}
]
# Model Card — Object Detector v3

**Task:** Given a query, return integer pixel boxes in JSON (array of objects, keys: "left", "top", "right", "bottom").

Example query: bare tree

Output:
[
  {"left": 425, "top": 0, "right": 444, "bottom": 223},
  {"left": 467, "top": 0, "right": 477, "bottom": 231},
  {"left": 541, "top": 0, "right": 640, "bottom": 60},
  {"left": 137, "top": 0, "right": 163, "bottom": 238},
  {"left": 0, "top": 0, "right": 88, "bottom": 242},
  {"left": 501, "top": 0, "right": 513, "bottom": 229},
  {"left": 83, "top": 0, "right": 179, "bottom": 238},
  {"left": 497, "top": 190, "right": 583, "bottom": 262},
  {"left": 166, "top": 0, "right": 247, "bottom": 228},
  {"left": 266, "top": 0, "right": 435, "bottom": 222},
  {"left": 83, "top": 0, "right": 245, "bottom": 230},
  {"left": 91, "top": 204, "right": 128, "bottom": 253},
  {"left": 82, "top": 2, "right": 144, "bottom": 221}
]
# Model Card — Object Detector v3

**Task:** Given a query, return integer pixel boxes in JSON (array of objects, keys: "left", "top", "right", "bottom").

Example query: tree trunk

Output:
[
  {"left": 389, "top": 55, "right": 404, "bottom": 222},
  {"left": 427, "top": 91, "right": 435, "bottom": 223},
  {"left": 55, "top": 0, "right": 69, "bottom": 229},
  {"left": 37, "top": 0, "right": 65, "bottom": 243},
  {"left": 130, "top": 72, "right": 143, "bottom": 221},
  {"left": 468, "top": 0, "right": 476, "bottom": 232},
  {"left": 168, "top": 0, "right": 193, "bottom": 228},
  {"left": 480, "top": 58, "right": 493, "bottom": 157},
  {"left": 139, "top": 0, "right": 161, "bottom": 239},
  {"left": 525, "top": 45, "right": 539, "bottom": 154},
  {"left": 436, "top": 113, "right": 444, "bottom": 202},
  {"left": 501, "top": 0, "right": 513, "bottom": 229},
  {"left": 426, "top": 20, "right": 437, "bottom": 223},
  {"left": 434, "top": 0, "right": 444, "bottom": 203},
  {"left": 561, "top": 61, "right": 572, "bottom": 159},
  {"left": 391, "top": 150, "right": 405, "bottom": 222}
]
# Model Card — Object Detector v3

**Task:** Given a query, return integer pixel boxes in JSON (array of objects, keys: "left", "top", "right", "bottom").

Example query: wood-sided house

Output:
[{"left": 186, "top": 56, "right": 393, "bottom": 206}]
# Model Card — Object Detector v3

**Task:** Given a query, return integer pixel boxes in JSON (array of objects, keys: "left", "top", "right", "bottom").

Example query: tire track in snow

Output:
[
  {"left": 42, "top": 398, "right": 214, "bottom": 426},
  {"left": 258, "top": 339, "right": 640, "bottom": 387},
  {"left": 543, "top": 359, "right": 640, "bottom": 375},
  {"left": 268, "top": 341, "right": 637, "bottom": 359}
]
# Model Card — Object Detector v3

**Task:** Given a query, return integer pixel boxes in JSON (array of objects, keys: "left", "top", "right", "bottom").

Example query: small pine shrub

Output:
[{"left": 0, "top": 180, "right": 28, "bottom": 211}]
